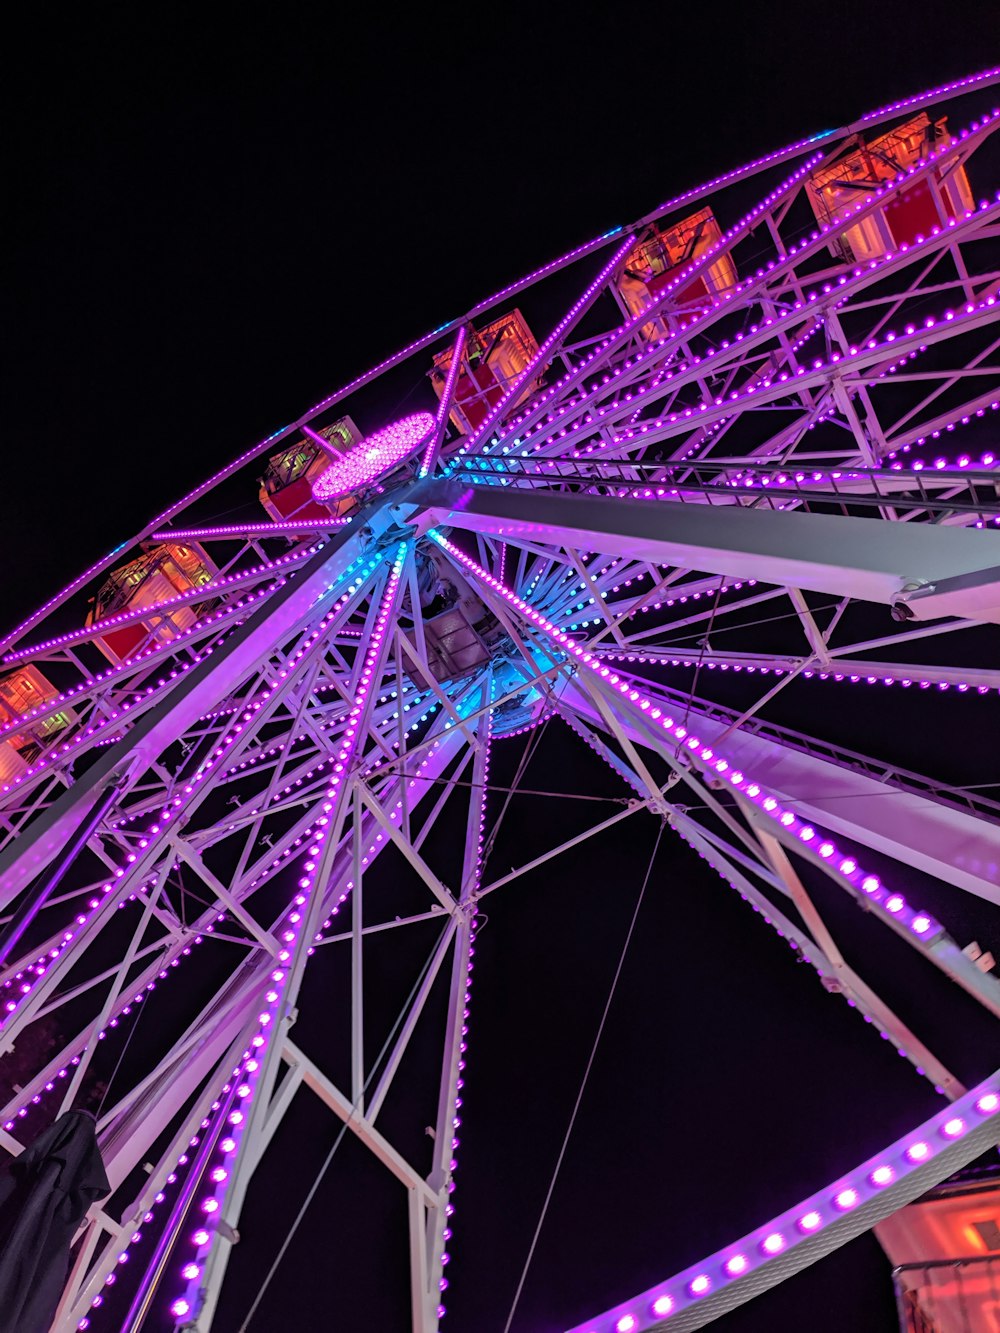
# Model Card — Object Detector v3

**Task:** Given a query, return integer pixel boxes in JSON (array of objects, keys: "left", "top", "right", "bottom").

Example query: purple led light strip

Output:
[
  {"left": 525, "top": 200, "right": 1000, "bottom": 461},
  {"left": 480, "top": 257, "right": 1000, "bottom": 463},
  {"left": 1, "top": 929, "right": 214, "bottom": 1134},
  {"left": 504, "top": 85, "right": 997, "bottom": 458},
  {"left": 0, "top": 583, "right": 274, "bottom": 754},
  {"left": 591, "top": 650, "right": 997, "bottom": 695},
  {"left": 565, "top": 1080, "right": 1000, "bottom": 1333},
  {"left": 151, "top": 520, "right": 349, "bottom": 540},
  {"left": 670, "top": 817, "right": 954, "bottom": 1093},
  {"left": 0, "top": 536, "right": 385, "bottom": 804},
  {"left": 652, "top": 66, "right": 1000, "bottom": 215},
  {"left": 0, "top": 593, "right": 276, "bottom": 802},
  {"left": 433, "top": 675, "right": 494, "bottom": 1323},
  {"left": 420, "top": 326, "right": 469, "bottom": 478},
  {"left": 563, "top": 712, "right": 954, "bottom": 1093},
  {"left": 1, "top": 667, "right": 307, "bottom": 1037},
  {"left": 71, "top": 760, "right": 439, "bottom": 1325},
  {"left": 23, "top": 557, "right": 413, "bottom": 1317},
  {"left": 491, "top": 192, "right": 814, "bottom": 449},
  {"left": 492, "top": 146, "right": 885, "bottom": 446}
]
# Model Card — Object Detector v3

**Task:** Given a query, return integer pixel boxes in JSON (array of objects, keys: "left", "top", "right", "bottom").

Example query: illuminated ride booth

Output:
[
  {"left": 430, "top": 310, "right": 543, "bottom": 435},
  {"left": 85, "top": 541, "right": 219, "bottom": 664},
  {"left": 617, "top": 207, "right": 738, "bottom": 339},
  {"left": 0, "top": 666, "right": 76, "bottom": 786},
  {"left": 258, "top": 417, "right": 363, "bottom": 523},
  {"left": 877, "top": 1155, "right": 1000, "bottom": 1331},
  {"left": 807, "top": 113, "right": 975, "bottom": 263}
]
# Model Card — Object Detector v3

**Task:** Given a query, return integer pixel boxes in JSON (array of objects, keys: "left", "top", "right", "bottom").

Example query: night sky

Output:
[{"left": 5, "top": 5, "right": 1000, "bottom": 1331}]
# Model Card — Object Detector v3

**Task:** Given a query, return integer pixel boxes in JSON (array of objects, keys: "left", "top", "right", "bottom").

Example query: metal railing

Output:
[
  {"left": 892, "top": 1255, "right": 1000, "bottom": 1331},
  {"left": 447, "top": 452, "right": 1000, "bottom": 524}
]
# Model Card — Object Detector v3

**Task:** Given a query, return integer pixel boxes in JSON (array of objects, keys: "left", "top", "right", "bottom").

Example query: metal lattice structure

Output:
[{"left": 3, "top": 65, "right": 1000, "bottom": 1333}]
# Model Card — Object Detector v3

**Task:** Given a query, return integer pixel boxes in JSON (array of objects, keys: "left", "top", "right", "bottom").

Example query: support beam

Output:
[
  {"left": 562, "top": 676, "right": 1000, "bottom": 908},
  {"left": 410, "top": 480, "right": 1000, "bottom": 621},
  {"left": 288, "top": 1040, "right": 436, "bottom": 1204}
]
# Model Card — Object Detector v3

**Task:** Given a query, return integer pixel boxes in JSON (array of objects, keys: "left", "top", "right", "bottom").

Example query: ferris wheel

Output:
[{"left": 2, "top": 64, "right": 1000, "bottom": 1333}]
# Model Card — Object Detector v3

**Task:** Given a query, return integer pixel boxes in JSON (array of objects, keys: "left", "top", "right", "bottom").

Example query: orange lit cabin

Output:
[
  {"left": 258, "top": 417, "right": 363, "bottom": 524},
  {"left": 806, "top": 113, "right": 974, "bottom": 264},
  {"left": 618, "top": 208, "right": 737, "bottom": 339},
  {"left": 86, "top": 541, "right": 219, "bottom": 664},
  {"left": 0, "top": 666, "right": 77, "bottom": 786},
  {"left": 430, "top": 310, "right": 544, "bottom": 436},
  {"left": 876, "top": 1159, "right": 1000, "bottom": 1331}
]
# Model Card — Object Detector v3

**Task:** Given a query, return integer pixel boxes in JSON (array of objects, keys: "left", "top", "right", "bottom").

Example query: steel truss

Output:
[{"left": 2, "top": 65, "right": 1000, "bottom": 1333}]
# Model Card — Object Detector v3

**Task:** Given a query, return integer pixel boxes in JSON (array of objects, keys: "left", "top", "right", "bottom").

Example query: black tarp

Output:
[{"left": 0, "top": 1109, "right": 110, "bottom": 1333}]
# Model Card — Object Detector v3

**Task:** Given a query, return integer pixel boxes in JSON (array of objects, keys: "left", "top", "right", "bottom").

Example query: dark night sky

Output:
[{"left": 5, "top": 5, "right": 1000, "bottom": 1331}]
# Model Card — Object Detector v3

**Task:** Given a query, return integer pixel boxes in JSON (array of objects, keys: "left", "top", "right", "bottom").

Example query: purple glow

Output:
[
  {"left": 312, "top": 412, "right": 434, "bottom": 500},
  {"left": 941, "top": 1117, "right": 965, "bottom": 1138},
  {"left": 977, "top": 1092, "right": 1000, "bottom": 1113},
  {"left": 870, "top": 1165, "right": 894, "bottom": 1187},
  {"left": 724, "top": 1254, "right": 749, "bottom": 1276},
  {"left": 798, "top": 1210, "right": 822, "bottom": 1232},
  {"left": 886, "top": 895, "right": 905, "bottom": 914},
  {"left": 911, "top": 915, "right": 932, "bottom": 934},
  {"left": 688, "top": 1274, "right": 711, "bottom": 1296},
  {"left": 834, "top": 1188, "right": 859, "bottom": 1210},
  {"left": 594, "top": 645, "right": 998, "bottom": 695},
  {"left": 652, "top": 1295, "right": 673, "bottom": 1315},
  {"left": 421, "top": 326, "right": 467, "bottom": 477},
  {"left": 906, "top": 1141, "right": 930, "bottom": 1162},
  {"left": 615, "top": 1316, "right": 636, "bottom": 1333},
  {"left": 761, "top": 1232, "right": 785, "bottom": 1255},
  {"left": 152, "top": 520, "right": 347, "bottom": 540}
]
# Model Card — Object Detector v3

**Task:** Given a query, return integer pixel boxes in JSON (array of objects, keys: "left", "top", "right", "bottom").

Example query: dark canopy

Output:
[{"left": 0, "top": 1109, "right": 110, "bottom": 1333}]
